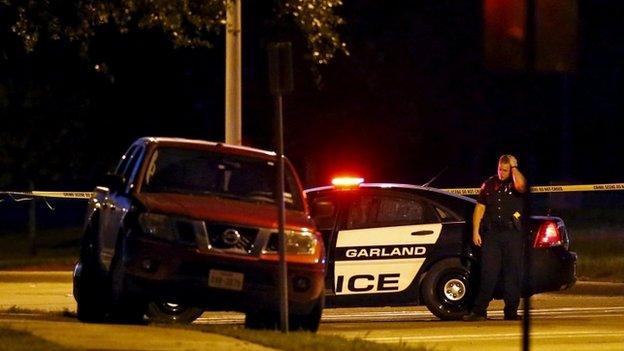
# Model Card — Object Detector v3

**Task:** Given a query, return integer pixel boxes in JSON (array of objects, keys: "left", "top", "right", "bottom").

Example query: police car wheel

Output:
[
  {"left": 422, "top": 258, "right": 473, "bottom": 320},
  {"left": 146, "top": 301, "right": 204, "bottom": 324}
]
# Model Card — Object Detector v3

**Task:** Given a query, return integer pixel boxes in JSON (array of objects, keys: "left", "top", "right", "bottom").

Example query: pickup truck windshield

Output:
[{"left": 142, "top": 147, "right": 303, "bottom": 211}]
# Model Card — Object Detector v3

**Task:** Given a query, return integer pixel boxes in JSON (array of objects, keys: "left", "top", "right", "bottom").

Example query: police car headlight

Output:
[{"left": 138, "top": 213, "right": 177, "bottom": 241}]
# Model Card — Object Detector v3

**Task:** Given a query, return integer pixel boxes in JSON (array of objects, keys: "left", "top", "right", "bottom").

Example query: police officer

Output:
[{"left": 463, "top": 154, "right": 527, "bottom": 321}]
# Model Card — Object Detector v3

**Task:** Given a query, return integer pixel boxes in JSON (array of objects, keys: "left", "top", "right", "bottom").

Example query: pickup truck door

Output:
[{"left": 99, "top": 145, "right": 144, "bottom": 269}]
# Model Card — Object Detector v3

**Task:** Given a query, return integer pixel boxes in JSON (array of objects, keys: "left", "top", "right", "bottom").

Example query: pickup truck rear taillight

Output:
[{"left": 533, "top": 221, "right": 563, "bottom": 248}]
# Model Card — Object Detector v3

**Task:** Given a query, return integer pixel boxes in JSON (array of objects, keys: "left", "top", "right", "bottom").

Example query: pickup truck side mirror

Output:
[{"left": 101, "top": 173, "right": 126, "bottom": 193}]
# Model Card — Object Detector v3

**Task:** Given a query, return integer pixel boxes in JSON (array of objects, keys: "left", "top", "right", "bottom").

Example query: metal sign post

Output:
[{"left": 268, "top": 42, "right": 294, "bottom": 333}]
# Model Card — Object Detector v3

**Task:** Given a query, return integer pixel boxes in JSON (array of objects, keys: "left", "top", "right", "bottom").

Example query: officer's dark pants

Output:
[{"left": 472, "top": 229, "right": 524, "bottom": 317}]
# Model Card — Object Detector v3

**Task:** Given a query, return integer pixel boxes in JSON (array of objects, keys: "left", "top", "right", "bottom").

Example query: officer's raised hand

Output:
[{"left": 508, "top": 155, "right": 518, "bottom": 168}]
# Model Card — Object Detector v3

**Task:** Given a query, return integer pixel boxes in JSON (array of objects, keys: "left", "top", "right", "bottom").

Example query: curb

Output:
[
  {"left": 552, "top": 281, "right": 624, "bottom": 296},
  {"left": 0, "top": 271, "right": 72, "bottom": 283},
  {"left": 1, "top": 271, "right": 622, "bottom": 295}
]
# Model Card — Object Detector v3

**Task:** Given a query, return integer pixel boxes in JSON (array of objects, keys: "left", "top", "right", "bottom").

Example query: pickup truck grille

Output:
[{"left": 205, "top": 223, "right": 259, "bottom": 254}]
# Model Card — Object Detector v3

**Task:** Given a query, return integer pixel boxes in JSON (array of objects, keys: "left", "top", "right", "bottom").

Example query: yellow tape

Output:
[
  {"left": 0, "top": 191, "right": 93, "bottom": 199},
  {"left": 31, "top": 191, "right": 93, "bottom": 199},
  {"left": 2, "top": 183, "right": 624, "bottom": 200},
  {"left": 443, "top": 183, "right": 624, "bottom": 196}
]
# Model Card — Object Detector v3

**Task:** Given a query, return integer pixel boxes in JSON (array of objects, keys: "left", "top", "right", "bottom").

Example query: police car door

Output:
[{"left": 333, "top": 191, "right": 442, "bottom": 297}]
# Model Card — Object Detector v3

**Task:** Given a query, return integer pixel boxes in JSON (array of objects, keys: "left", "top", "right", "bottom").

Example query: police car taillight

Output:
[
  {"left": 533, "top": 221, "right": 562, "bottom": 248},
  {"left": 331, "top": 177, "right": 364, "bottom": 187}
]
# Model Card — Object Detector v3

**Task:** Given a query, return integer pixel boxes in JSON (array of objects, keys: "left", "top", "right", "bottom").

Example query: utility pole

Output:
[
  {"left": 268, "top": 42, "right": 294, "bottom": 333},
  {"left": 225, "top": 0, "right": 242, "bottom": 145},
  {"left": 522, "top": 1, "right": 536, "bottom": 351}
]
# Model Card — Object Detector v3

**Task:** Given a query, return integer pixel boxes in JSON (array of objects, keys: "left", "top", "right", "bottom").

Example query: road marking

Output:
[
  {"left": 366, "top": 330, "right": 624, "bottom": 343},
  {"left": 193, "top": 306, "right": 624, "bottom": 325}
]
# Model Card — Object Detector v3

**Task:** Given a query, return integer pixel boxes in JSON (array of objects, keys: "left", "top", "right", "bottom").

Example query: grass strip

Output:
[
  {"left": 0, "top": 325, "right": 79, "bottom": 351},
  {"left": 570, "top": 233, "right": 624, "bottom": 282},
  {"left": 194, "top": 325, "right": 431, "bottom": 351},
  {"left": 0, "top": 228, "right": 80, "bottom": 271},
  {"left": 1, "top": 306, "right": 75, "bottom": 319}
]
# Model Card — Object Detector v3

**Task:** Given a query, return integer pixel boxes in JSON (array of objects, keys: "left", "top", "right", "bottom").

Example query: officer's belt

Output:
[{"left": 489, "top": 221, "right": 516, "bottom": 231}]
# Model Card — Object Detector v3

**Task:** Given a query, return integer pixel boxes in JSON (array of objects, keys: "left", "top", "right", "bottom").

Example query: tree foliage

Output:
[{"left": 2, "top": 0, "right": 347, "bottom": 65}]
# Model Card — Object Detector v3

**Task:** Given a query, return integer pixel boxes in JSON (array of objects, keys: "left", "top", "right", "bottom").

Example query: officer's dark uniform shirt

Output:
[{"left": 477, "top": 175, "right": 523, "bottom": 232}]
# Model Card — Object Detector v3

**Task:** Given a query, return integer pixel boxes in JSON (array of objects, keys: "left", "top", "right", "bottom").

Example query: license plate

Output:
[{"left": 208, "top": 269, "right": 244, "bottom": 291}]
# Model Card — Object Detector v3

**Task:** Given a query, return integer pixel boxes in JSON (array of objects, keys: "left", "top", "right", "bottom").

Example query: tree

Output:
[{"left": 2, "top": 0, "right": 346, "bottom": 65}]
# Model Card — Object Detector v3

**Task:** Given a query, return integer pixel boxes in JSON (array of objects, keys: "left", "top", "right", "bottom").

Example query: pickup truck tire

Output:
[
  {"left": 146, "top": 301, "right": 204, "bottom": 324},
  {"left": 244, "top": 310, "right": 279, "bottom": 330},
  {"left": 289, "top": 298, "right": 323, "bottom": 332},
  {"left": 75, "top": 219, "right": 109, "bottom": 322},
  {"left": 74, "top": 260, "right": 109, "bottom": 322},
  {"left": 422, "top": 258, "right": 474, "bottom": 320},
  {"left": 109, "top": 236, "right": 146, "bottom": 323},
  {"left": 245, "top": 298, "right": 323, "bottom": 331}
]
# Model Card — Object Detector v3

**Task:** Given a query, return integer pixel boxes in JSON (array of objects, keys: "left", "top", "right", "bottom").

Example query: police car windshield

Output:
[{"left": 141, "top": 147, "right": 303, "bottom": 211}]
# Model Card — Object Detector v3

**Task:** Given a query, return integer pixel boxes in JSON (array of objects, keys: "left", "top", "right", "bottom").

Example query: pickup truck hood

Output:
[{"left": 135, "top": 193, "right": 314, "bottom": 230}]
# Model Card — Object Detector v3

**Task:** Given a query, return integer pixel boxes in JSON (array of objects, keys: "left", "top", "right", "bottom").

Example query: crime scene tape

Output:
[
  {"left": 443, "top": 183, "right": 624, "bottom": 196},
  {"left": 1, "top": 183, "right": 624, "bottom": 200},
  {"left": 0, "top": 191, "right": 92, "bottom": 199}
]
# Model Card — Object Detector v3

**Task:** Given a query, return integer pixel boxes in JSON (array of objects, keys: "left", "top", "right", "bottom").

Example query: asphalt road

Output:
[{"left": 1, "top": 272, "right": 623, "bottom": 351}]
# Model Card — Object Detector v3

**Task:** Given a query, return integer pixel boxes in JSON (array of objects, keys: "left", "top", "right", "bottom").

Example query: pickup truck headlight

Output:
[
  {"left": 138, "top": 213, "right": 204, "bottom": 246},
  {"left": 138, "top": 213, "right": 177, "bottom": 241},
  {"left": 263, "top": 230, "right": 324, "bottom": 264},
  {"left": 284, "top": 231, "right": 319, "bottom": 255}
]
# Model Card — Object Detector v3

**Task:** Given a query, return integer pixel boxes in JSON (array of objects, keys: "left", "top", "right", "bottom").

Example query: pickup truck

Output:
[{"left": 73, "top": 137, "right": 325, "bottom": 330}]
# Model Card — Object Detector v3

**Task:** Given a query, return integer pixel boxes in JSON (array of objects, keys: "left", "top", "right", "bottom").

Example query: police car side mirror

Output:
[{"left": 312, "top": 200, "right": 335, "bottom": 218}]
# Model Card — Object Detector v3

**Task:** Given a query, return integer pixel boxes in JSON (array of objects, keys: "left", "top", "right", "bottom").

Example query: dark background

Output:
[{"left": 1, "top": 0, "right": 622, "bottom": 192}]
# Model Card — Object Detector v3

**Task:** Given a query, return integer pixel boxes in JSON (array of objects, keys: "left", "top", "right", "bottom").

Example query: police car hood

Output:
[{"left": 135, "top": 193, "right": 313, "bottom": 230}]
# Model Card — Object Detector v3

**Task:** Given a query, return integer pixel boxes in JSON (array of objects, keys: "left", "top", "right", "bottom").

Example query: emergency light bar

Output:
[{"left": 331, "top": 177, "right": 365, "bottom": 187}]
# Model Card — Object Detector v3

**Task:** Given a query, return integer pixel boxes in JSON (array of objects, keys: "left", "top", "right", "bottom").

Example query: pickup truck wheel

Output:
[
  {"left": 75, "top": 218, "right": 110, "bottom": 322},
  {"left": 74, "top": 260, "right": 108, "bottom": 322},
  {"left": 109, "top": 239, "right": 145, "bottom": 324},
  {"left": 289, "top": 298, "right": 323, "bottom": 332},
  {"left": 422, "top": 258, "right": 474, "bottom": 320},
  {"left": 244, "top": 310, "right": 278, "bottom": 330},
  {"left": 146, "top": 301, "right": 204, "bottom": 324}
]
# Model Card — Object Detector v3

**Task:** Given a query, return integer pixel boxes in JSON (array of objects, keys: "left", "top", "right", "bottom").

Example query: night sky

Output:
[{"left": 1, "top": 0, "right": 623, "bottom": 192}]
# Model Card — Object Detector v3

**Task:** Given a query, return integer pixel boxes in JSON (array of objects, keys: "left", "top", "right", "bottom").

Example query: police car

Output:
[{"left": 305, "top": 178, "right": 577, "bottom": 320}]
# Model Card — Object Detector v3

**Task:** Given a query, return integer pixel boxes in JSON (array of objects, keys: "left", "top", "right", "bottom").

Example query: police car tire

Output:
[
  {"left": 422, "top": 258, "right": 473, "bottom": 321},
  {"left": 146, "top": 301, "right": 204, "bottom": 324}
]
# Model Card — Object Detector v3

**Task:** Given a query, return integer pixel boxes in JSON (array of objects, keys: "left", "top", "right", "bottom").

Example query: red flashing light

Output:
[
  {"left": 331, "top": 177, "right": 364, "bottom": 187},
  {"left": 533, "top": 221, "right": 562, "bottom": 248}
]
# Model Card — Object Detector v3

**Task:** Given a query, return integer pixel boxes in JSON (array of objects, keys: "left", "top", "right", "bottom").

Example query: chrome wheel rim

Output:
[{"left": 443, "top": 278, "right": 466, "bottom": 301}]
